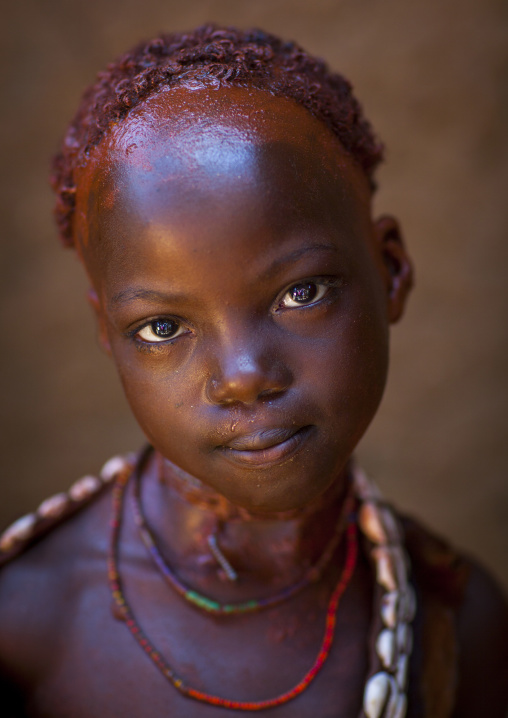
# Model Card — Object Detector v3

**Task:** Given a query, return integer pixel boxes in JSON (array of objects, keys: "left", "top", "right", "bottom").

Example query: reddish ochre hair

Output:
[{"left": 51, "top": 24, "right": 384, "bottom": 248}]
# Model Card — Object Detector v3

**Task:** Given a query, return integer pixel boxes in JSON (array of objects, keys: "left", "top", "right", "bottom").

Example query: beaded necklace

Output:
[
  {"left": 0, "top": 449, "right": 416, "bottom": 716},
  {"left": 131, "top": 453, "right": 352, "bottom": 615},
  {"left": 109, "top": 460, "right": 358, "bottom": 711}
]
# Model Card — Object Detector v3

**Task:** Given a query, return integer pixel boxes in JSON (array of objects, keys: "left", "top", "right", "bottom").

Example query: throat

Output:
[{"left": 133, "top": 450, "right": 352, "bottom": 599}]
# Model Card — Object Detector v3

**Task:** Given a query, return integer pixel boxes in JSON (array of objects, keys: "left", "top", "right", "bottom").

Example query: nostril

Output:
[
  {"left": 207, "top": 374, "right": 266, "bottom": 406},
  {"left": 206, "top": 363, "right": 292, "bottom": 407},
  {"left": 205, "top": 342, "right": 293, "bottom": 407},
  {"left": 258, "top": 385, "right": 286, "bottom": 399}
]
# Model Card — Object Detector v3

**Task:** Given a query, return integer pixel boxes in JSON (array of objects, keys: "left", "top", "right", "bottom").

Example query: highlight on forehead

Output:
[
  {"left": 107, "top": 87, "right": 260, "bottom": 177},
  {"left": 73, "top": 85, "right": 366, "bottom": 255},
  {"left": 104, "top": 85, "right": 352, "bottom": 179},
  {"left": 50, "top": 24, "right": 384, "bottom": 248}
]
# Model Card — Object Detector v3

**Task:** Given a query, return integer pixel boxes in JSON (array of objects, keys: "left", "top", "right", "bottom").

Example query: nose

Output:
[{"left": 206, "top": 337, "right": 292, "bottom": 406}]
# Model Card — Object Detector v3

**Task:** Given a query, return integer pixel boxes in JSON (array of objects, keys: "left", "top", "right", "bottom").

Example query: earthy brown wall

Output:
[{"left": 1, "top": 0, "right": 507, "bottom": 587}]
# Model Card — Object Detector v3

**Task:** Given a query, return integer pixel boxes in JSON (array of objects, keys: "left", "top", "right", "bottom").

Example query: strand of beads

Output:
[
  {"left": 0, "top": 454, "right": 134, "bottom": 558},
  {"left": 110, "top": 460, "right": 359, "bottom": 711},
  {"left": 131, "top": 452, "right": 353, "bottom": 615},
  {"left": 354, "top": 467, "right": 416, "bottom": 718},
  {"left": 1, "top": 450, "right": 417, "bottom": 717}
]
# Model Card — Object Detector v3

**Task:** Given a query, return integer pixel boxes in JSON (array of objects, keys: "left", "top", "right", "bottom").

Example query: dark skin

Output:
[
  {"left": 1, "top": 86, "right": 507, "bottom": 717},
  {"left": 79, "top": 86, "right": 403, "bottom": 516}
]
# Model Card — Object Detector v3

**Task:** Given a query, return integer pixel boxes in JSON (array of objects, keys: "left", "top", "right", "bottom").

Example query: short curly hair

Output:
[{"left": 51, "top": 24, "right": 384, "bottom": 248}]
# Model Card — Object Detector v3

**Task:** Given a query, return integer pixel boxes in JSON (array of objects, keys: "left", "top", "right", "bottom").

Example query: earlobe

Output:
[
  {"left": 87, "top": 288, "right": 112, "bottom": 355},
  {"left": 374, "top": 215, "right": 414, "bottom": 324}
]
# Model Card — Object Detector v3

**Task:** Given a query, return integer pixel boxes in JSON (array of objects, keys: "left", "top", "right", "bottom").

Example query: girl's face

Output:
[{"left": 75, "top": 85, "right": 411, "bottom": 513}]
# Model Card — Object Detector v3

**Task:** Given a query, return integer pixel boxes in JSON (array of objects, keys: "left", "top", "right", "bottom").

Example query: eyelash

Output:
[
  {"left": 273, "top": 277, "right": 339, "bottom": 312},
  {"left": 127, "top": 317, "right": 189, "bottom": 347},
  {"left": 128, "top": 277, "right": 340, "bottom": 347}
]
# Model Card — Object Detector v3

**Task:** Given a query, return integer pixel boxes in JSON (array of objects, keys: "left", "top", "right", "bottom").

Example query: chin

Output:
[{"left": 214, "top": 470, "right": 343, "bottom": 516}]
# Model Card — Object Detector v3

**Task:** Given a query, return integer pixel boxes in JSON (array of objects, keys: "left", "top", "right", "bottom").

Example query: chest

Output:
[{"left": 21, "top": 559, "right": 377, "bottom": 718}]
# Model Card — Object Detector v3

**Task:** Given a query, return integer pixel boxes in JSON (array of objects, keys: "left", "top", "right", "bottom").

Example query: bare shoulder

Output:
[
  {"left": 452, "top": 559, "right": 508, "bottom": 718},
  {"left": 0, "top": 455, "right": 132, "bottom": 707},
  {"left": 0, "top": 485, "right": 112, "bottom": 674}
]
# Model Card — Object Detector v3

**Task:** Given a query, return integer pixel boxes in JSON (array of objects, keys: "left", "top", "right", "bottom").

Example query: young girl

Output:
[{"left": 0, "top": 24, "right": 507, "bottom": 718}]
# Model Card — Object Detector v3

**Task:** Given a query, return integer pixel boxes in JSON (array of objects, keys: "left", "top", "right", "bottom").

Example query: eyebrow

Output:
[
  {"left": 261, "top": 243, "right": 338, "bottom": 280},
  {"left": 109, "top": 243, "right": 338, "bottom": 308},
  {"left": 109, "top": 288, "right": 185, "bottom": 308}
]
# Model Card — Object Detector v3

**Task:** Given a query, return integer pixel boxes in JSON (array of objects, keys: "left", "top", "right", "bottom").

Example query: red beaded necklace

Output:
[{"left": 108, "top": 455, "right": 358, "bottom": 711}]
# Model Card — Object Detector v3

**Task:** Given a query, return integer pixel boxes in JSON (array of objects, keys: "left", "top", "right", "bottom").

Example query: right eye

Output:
[{"left": 135, "top": 318, "right": 185, "bottom": 343}]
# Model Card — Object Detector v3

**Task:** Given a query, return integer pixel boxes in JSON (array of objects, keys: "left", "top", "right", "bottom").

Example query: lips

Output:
[
  {"left": 225, "top": 427, "right": 299, "bottom": 451},
  {"left": 218, "top": 425, "right": 313, "bottom": 467}
]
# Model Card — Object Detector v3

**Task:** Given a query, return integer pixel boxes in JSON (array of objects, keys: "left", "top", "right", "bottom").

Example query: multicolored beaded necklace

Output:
[
  {"left": 131, "top": 454, "right": 353, "bottom": 616},
  {"left": 0, "top": 449, "right": 416, "bottom": 716},
  {"left": 108, "top": 453, "right": 358, "bottom": 711}
]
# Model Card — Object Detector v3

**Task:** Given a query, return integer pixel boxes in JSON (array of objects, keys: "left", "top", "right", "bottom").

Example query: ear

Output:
[
  {"left": 374, "top": 215, "right": 414, "bottom": 324},
  {"left": 87, "top": 288, "right": 112, "bottom": 355}
]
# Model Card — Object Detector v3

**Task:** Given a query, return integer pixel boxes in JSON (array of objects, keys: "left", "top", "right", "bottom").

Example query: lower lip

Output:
[{"left": 218, "top": 426, "right": 314, "bottom": 468}]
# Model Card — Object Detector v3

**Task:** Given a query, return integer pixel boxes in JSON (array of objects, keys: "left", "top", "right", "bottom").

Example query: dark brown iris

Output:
[
  {"left": 152, "top": 319, "right": 179, "bottom": 338},
  {"left": 290, "top": 283, "right": 317, "bottom": 303}
]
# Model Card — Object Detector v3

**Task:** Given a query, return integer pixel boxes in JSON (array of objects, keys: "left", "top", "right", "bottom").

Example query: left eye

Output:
[
  {"left": 278, "top": 282, "right": 328, "bottom": 309},
  {"left": 136, "top": 318, "right": 185, "bottom": 343}
]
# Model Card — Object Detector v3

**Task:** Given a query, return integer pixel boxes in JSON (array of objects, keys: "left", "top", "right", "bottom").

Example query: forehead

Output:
[
  {"left": 74, "top": 85, "right": 371, "bottom": 269},
  {"left": 96, "top": 83, "right": 352, "bottom": 175}
]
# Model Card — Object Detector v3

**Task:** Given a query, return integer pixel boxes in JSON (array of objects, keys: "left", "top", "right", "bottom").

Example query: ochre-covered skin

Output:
[
  {"left": 76, "top": 85, "right": 410, "bottom": 515},
  {"left": 0, "top": 84, "right": 507, "bottom": 718}
]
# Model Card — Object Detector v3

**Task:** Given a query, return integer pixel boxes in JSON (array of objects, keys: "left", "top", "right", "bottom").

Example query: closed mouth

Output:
[{"left": 217, "top": 425, "right": 313, "bottom": 467}]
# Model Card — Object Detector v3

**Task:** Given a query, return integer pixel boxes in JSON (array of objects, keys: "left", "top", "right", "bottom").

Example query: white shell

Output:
[
  {"left": 353, "top": 467, "right": 383, "bottom": 502},
  {"left": 381, "top": 591, "right": 399, "bottom": 629},
  {"left": 363, "top": 672, "right": 393, "bottom": 718},
  {"left": 373, "top": 546, "right": 409, "bottom": 591},
  {"left": 69, "top": 475, "right": 102, "bottom": 502},
  {"left": 0, "top": 513, "right": 37, "bottom": 551},
  {"left": 360, "top": 503, "right": 402, "bottom": 546},
  {"left": 381, "top": 508, "right": 402, "bottom": 543},
  {"left": 392, "top": 693, "right": 408, "bottom": 718},
  {"left": 100, "top": 456, "right": 128, "bottom": 482},
  {"left": 359, "top": 503, "right": 389, "bottom": 545},
  {"left": 399, "top": 585, "right": 417, "bottom": 622},
  {"left": 372, "top": 547, "right": 398, "bottom": 592},
  {"left": 391, "top": 546, "right": 409, "bottom": 588},
  {"left": 37, "top": 493, "right": 68, "bottom": 519},
  {"left": 396, "top": 654, "right": 409, "bottom": 690},
  {"left": 376, "top": 629, "right": 396, "bottom": 670},
  {"left": 396, "top": 623, "right": 412, "bottom": 654},
  {"left": 385, "top": 682, "right": 400, "bottom": 718}
]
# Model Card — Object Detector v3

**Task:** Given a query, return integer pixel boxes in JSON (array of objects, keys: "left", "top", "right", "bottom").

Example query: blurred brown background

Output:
[{"left": 1, "top": 0, "right": 507, "bottom": 587}]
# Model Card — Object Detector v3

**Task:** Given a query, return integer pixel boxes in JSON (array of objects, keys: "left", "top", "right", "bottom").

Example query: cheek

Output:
[
  {"left": 107, "top": 280, "right": 389, "bottom": 473},
  {"left": 110, "top": 345, "right": 200, "bottom": 444},
  {"left": 302, "top": 290, "right": 389, "bottom": 432},
  {"left": 347, "top": 302, "right": 389, "bottom": 407}
]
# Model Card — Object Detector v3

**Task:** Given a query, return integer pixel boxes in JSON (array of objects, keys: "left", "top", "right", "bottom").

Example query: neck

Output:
[{"left": 136, "top": 450, "right": 352, "bottom": 595}]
